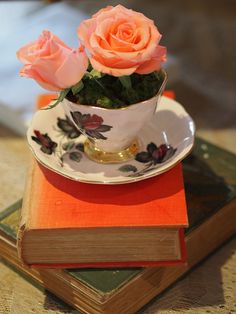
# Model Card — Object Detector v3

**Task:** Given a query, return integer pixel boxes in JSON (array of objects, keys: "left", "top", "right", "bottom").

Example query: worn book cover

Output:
[{"left": 1, "top": 137, "right": 236, "bottom": 314}]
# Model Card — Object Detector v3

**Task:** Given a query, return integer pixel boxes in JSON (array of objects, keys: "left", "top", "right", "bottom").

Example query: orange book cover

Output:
[{"left": 19, "top": 91, "right": 188, "bottom": 268}]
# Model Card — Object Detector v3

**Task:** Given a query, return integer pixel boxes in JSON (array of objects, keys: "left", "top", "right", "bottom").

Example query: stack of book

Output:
[
  {"left": 17, "top": 92, "right": 188, "bottom": 269},
  {"left": 1, "top": 137, "right": 235, "bottom": 313},
  {"left": 0, "top": 94, "right": 235, "bottom": 313}
]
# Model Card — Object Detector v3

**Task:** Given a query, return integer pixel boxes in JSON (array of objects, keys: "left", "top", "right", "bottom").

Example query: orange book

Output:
[{"left": 17, "top": 92, "right": 188, "bottom": 268}]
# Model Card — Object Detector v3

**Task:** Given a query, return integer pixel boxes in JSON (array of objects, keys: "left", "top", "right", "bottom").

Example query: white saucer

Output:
[{"left": 27, "top": 96, "right": 195, "bottom": 184}]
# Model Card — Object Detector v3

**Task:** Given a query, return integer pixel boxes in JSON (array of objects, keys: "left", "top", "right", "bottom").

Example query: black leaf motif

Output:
[
  {"left": 147, "top": 142, "right": 158, "bottom": 155},
  {"left": 57, "top": 118, "right": 73, "bottom": 132},
  {"left": 95, "top": 125, "right": 113, "bottom": 132},
  {"left": 86, "top": 130, "right": 107, "bottom": 140},
  {"left": 69, "top": 151, "right": 82, "bottom": 162},
  {"left": 75, "top": 143, "right": 84, "bottom": 152},
  {"left": 41, "top": 146, "right": 53, "bottom": 155},
  {"left": 118, "top": 165, "right": 138, "bottom": 173},
  {"left": 135, "top": 152, "right": 152, "bottom": 163},
  {"left": 71, "top": 112, "right": 83, "bottom": 127},
  {"left": 57, "top": 116, "right": 81, "bottom": 139},
  {"left": 31, "top": 136, "right": 41, "bottom": 145}
]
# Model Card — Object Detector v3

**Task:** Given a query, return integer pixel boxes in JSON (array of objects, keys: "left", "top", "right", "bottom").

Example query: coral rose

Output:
[
  {"left": 77, "top": 5, "right": 166, "bottom": 77},
  {"left": 17, "top": 30, "right": 88, "bottom": 91}
]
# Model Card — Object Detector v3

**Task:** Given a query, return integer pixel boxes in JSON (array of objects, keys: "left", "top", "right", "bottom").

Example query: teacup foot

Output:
[{"left": 84, "top": 138, "right": 139, "bottom": 164}]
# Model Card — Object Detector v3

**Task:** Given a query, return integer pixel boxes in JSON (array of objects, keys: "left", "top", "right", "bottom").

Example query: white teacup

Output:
[{"left": 61, "top": 70, "right": 167, "bottom": 163}]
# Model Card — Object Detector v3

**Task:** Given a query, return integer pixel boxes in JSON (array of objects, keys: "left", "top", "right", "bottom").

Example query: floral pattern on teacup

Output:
[
  {"left": 70, "top": 111, "right": 112, "bottom": 140},
  {"left": 57, "top": 115, "right": 81, "bottom": 139}
]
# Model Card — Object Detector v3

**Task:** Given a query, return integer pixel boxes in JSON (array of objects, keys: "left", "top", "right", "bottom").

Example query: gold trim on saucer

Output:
[{"left": 84, "top": 138, "right": 139, "bottom": 164}]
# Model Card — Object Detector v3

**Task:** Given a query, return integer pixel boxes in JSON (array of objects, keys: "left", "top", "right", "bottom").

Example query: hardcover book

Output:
[
  {"left": 17, "top": 92, "right": 188, "bottom": 267},
  {"left": 1, "top": 137, "right": 236, "bottom": 314},
  {"left": 18, "top": 161, "right": 187, "bottom": 267}
]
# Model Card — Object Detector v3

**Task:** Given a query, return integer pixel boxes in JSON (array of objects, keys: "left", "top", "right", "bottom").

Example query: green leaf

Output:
[
  {"left": 154, "top": 71, "right": 161, "bottom": 80},
  {"left": 119, "top": 76, "right": 132, "bottom": 89},
  {"left": 69, "top": 151, "right": 82, "bottom": 162},
  {"left": 85, "top": 69, "right": 104, "bottom": 79},
  {"left": 42, "top": 88, "right": 70, "bottom": 110},
  {"left": 118, "top": 164, "right": 138, "bottom": 173},
  {"left": 96, "top": 96, "right": 113, "bottom": 108},
  {"left": 71, "top": 81, "right": 84, "bottom": 95},
  {"left": 90, "top": 69, "right": 104, "bottom": 78}
]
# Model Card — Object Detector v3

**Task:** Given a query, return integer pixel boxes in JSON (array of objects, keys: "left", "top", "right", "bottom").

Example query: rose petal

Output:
[
  {"left": 136, "top": 45, "right": 166, "bottom": 74},
  {"left": 77, "top": 18, "right": 97, "bottom": 51},
  {"left": 95, "top": 18, "right": 115, "bottom": 41},
  {"left": 92, "top": 6, "right": 113, "bottom": 18},
  {"left": 20, "top": 65, "right": 61, "bottom": 91},
  {"left": 55, "top": 49, "right": 88, "bottom": 88}
]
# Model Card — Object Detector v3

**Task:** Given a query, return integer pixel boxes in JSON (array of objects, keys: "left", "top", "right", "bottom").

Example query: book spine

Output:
[{"left": 17, "top": 160, "right": 35, "bottom": 264}]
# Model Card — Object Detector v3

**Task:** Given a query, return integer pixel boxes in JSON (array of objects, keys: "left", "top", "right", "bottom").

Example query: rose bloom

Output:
[
  {"left": 17, "top": 30, "right": 88, "bottom": 91},
  {"left": 77, "top": 5, "right": 166, "bottom": 77}
]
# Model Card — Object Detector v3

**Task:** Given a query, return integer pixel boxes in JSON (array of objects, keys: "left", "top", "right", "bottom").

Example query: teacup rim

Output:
[{"left": 63, "top": 69, "right": 167, "bottom": 112}]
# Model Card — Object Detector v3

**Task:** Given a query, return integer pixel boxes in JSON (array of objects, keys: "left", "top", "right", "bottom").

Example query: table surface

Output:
[{"left": 1, "top": 1, "right": 236, "bottom": 313}]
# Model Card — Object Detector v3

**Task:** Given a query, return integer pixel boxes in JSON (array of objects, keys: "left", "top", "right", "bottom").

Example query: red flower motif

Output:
[
  {"left": 135, "top": 142, "right": 176, "bottom": 165},
  {"left": 82, "top": 114, "right": 103, "bottom": 130},
  {"left": 71, "top": 111, "right": 112, "bottom": 140},
  {"left": 31, "top": 130, "right": 57, "bottom": 154}
]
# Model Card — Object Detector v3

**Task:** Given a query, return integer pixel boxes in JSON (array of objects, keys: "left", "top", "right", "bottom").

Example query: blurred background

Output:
[{"left": 0, "top": 0, "right": 235, "bottom": 142}]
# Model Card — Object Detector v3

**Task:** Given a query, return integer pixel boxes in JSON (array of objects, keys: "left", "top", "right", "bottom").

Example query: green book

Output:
[{"left": 0, "top": 137, "right": 236, "bottom": 314}]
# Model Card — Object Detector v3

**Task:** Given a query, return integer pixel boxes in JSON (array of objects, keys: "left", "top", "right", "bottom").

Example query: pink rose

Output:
[
  {"left": 17, "top": 30, "right": 88, "bottom": 91},
  {"left": 77, "top": 5, "right": 166, "bottom": 77}
]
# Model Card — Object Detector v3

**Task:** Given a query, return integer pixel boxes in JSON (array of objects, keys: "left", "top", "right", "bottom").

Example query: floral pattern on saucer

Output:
[
  {"left": 27, "top": 96, "right": 195, "bottom": 184},
  {"left": 31, "top": 129, "right": 177, "bottom": 177},
  {"left": 118, "top": 143, "right": 176, "bottom": 178},
  {"left": 31, "top": 130, "right": 57, "bottom": 155}
]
